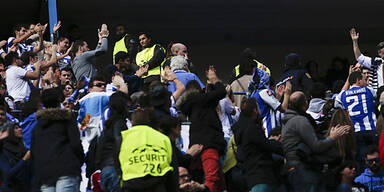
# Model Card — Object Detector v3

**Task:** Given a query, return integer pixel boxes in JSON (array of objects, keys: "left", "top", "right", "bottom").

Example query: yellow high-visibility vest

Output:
[
  {"left": 235, "top": 59, "right": 271, "bottom": 77},
  {"left": 135, "top": 45, "right": 166, "bottom": 78},
  {"left": 113, "top": 34, "right": 128, "bottom": 65},
  {"left": 119, "top": 125, "right": 173, "bottom": 181}
]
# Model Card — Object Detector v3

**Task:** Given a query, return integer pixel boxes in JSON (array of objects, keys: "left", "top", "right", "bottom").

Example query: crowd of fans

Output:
[{"left": 0, "top": 20, "right": 384, "bottom": 192}]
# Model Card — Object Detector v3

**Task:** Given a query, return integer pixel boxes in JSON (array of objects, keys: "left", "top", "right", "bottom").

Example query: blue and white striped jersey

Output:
[
  {"left": 251, "top": 88, "right": 281, "bottom": 137},
  {"left": 56, "top": 51, "right": 72, "bottom": 69},
  {"left": 6, "top": 37, "right": 34, "bottom": 56},
  {"left": 338, "top": 86, "right": 376, "bottom": 132}
]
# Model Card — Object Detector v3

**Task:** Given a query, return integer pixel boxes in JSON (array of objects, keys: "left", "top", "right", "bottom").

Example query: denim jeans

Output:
[
  {"left": 250, "top": 184, "right": 278, "bottom": 192},
  {"left": 100, "top": 166, "right": 120, "bottom": 192},
  {"left": 40, "top": 176, "right": 80, "bottom": 192},
  {"left": 287, "top": 164, "right": 324, "bottom": 192}
]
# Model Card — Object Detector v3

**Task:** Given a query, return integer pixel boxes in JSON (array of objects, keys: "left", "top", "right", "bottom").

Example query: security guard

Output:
[
  {"left": 234, "top": 59, "right": 271, "bottom": 77},
  {"left": 135, "top": 32, "right": 166, "bottom": 84},
  {"left": 112, "top": 25, "right": 137, "bottom": 65},
  {"left": 119, "top": 109, "right": 177, "bottom": 192},
  {"left": 279, "top": 53, "right": 313, "bottom": 91}
]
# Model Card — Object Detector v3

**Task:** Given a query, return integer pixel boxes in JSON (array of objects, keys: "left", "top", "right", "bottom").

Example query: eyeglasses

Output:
[
  {"left": 367, "top": 157, "right": 380, "bottom": 164},
  {"left": 93, "top": 83, "right": 106, "bottom": 88}
]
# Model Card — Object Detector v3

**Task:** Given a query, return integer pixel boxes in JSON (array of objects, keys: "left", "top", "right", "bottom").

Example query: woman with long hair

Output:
[
  {"left": 325, "top": 109, "right": 356, "bottom": 161},
  {"left": 98, "top": 91, "right": 129, "bottom": 192}
]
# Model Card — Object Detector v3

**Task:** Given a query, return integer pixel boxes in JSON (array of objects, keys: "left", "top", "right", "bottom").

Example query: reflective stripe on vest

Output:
[
  {"left": 119, "top": 125, "right": 173, "bottom": 181},
  {"left": 136, "top": 45, "right": 166, "bottom": 78},
  {"left": 235, "top": 59, "right": 271, "bottom": 77},
  {"left": 113, "top": 34, "right": 128, "bottom": 65}
]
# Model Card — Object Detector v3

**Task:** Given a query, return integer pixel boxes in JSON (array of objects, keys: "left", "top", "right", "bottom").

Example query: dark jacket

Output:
[
  {"left": 0, "top": 123, "right": 30, "bottom": 192},
  {"left": 232, "top": 116, "right": 283, "bottom": 188},
  {"left": 98, "top": 119, "right": 127, "bottom": 174},
  {"left": 281, "top": 109, "right": 335, "bottom": 166},
  {"left": 279, "top": 67, "right": 313, "bottom": 91},
  {"left": 31, "top": 108, "right": 84, "bottom": 185},
  {"left": 177, "top": 82, "right": 227, "bottom": 155}
]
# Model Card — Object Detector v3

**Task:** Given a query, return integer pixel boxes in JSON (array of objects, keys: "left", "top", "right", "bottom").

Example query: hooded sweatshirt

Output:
[
  {"left": 281, "top": 109, "right": 335, "bottom": 165},
  {"left": 355, "top": 168, "right": 384, "bottom": 192},
  {"left": 32, "top": 108, "right": 84, "bottom": 185},
  {"left": 306, "top": 98, "right": 326, "bottom": 124}
]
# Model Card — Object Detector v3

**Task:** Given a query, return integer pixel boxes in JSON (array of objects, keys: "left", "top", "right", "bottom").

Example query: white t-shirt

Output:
[{"left": 6, "top": 65, "right": 30, "bottom": 102}]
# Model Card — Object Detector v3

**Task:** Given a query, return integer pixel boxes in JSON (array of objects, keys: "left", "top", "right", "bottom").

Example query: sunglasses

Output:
[
  {"left": 93, "top": 83, "right": 106, "bottom": 88},
  {"left": 367, "top": 157, "right": 380, "bottom": 164}
]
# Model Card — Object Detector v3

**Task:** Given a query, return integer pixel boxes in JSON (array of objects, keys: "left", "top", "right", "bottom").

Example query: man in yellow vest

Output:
[
  {"left": 112, "top": 24, "right": 136, "bottom": 65},
  {"left": 135, "top": 32, "right": 166, "bottom": 85},
  {"left": 232, "top": 48, "right": 271, "bottom": 79},
  {"left": 119, "top": 109, "right": 177, "bottom": 192}
]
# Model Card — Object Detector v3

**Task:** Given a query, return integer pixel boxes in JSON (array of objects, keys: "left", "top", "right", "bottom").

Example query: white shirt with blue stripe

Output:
[
  {"left": 6, "top": 37, "right": 34, "bottom": 56},
  {"left": 251, "top": 88, "right": 281, "bottom": 137},
  {"left": 56, "top": 51, "right": 72, "bottom": 69},
  {"left": 337, "top": 86, "right": 376, "bottom": 132}
]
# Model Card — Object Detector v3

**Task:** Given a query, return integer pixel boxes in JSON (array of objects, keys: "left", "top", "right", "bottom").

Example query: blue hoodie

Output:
[
  {"left": 247, "top": 68, "right": 270, "bottom": 97},
  {"left": 355, "top": 168, "right": 384, "bottom": 192}
]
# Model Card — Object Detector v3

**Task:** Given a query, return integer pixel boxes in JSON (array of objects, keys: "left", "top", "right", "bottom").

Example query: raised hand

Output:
[
  {"left": 135, "top": 64, "right": 149, "bottom": 77},
  {"left": 0, "top": 40, "right": 6, "bottom": 48},
  {"left": 65, "top": 42, "right": 74, "bottom": 55},
  {"left": 9, "top": 44, "right": 18, "bottom": 52},
  {"left": 330, "top": 124, "right": 351, "bottom": 140},
  {"left": 225, "top": 84, "right": 231, "bottom": 94},
  {"left": 98, "top": 24, "right": 109, "bottom": 39},
  {"left": 186, "top": 144, "right": 203, "bottom": 157},
  {"left": 350, "top": 28, "right": 359, "bottom": 41},
  {"left": 53, "top": 21, "right": 62, "bottom": 34},
  {"left": 163, "top": 66, "right": 177, "bottom": 81},
  {"left": 42, "top": 23, "right": 48, "bottom": 34},
  {"left": 284, "top": 81, "right": 292, "bottom": 96}
]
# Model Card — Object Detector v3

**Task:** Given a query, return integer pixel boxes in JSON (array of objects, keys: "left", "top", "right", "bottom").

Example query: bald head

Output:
[
  {"left": 289, "top": 91, "right": 308, "bottom": 112},
  {"left": 171, "top": 43, "right": 188, "bottom": 58}
]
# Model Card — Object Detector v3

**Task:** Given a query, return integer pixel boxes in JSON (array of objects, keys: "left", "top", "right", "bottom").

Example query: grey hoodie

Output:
[
  {"left": 306, "top": 98, "right": 326, "bottom": 123},
  {"left": 282, "top": 109, "right": 335, "bottom": 165}
]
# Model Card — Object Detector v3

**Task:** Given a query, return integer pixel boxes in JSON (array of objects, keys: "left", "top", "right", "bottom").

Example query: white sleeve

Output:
[
  {"left": 334, "top": 91, "right": 345, "bottom": 109},
  {"left": 367, "top": 86, "right": 376, "bottom": 98},
  {"left": 16, "top": 67, "right": 27, "bottom": 78},
  {"left": 259, "top": 89, "right": 281, "bottom": 110},
  {"left": 357, "top": 54, "right": 373, "bottom": 69},
  {"left": 170, "top": 95, "right": 175, "bottom": 107}
]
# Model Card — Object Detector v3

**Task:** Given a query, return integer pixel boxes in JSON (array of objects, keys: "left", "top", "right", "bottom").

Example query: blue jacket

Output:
[
  {"left": 355, "top": 168, "right": 384, "bottom": 192},
  {"left": 20, "top": 113, "right": 37, "bottom": 149}
]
